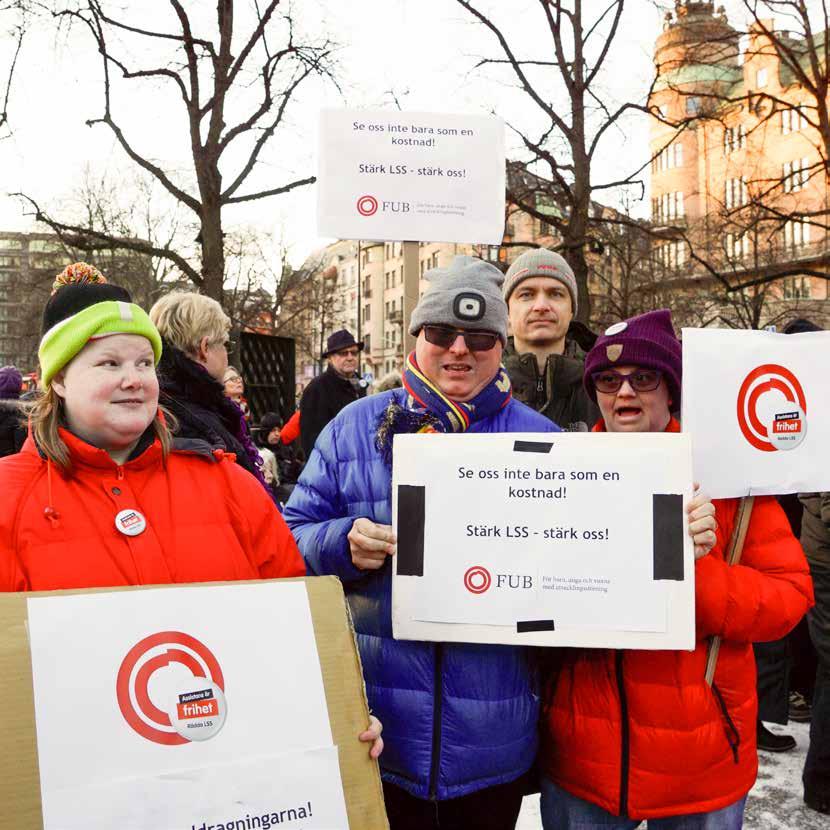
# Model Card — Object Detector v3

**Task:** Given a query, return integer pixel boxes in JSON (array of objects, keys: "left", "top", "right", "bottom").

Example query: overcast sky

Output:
[{"left": 0, "top": 1, "right": 783, "bottom": 269}]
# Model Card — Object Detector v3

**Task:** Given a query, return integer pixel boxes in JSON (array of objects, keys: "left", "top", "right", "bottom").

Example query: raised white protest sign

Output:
[
  {"left": 392, "top": 432, "right": 695, "bottom": 650},
  {"left": 27, "top": 583, "right": 350, "bottom": 830},
  {"left": 682, "top": 327, "right": 830, "bottom": 498},
  {"left": 317, "top": 108, "right": 505, "bottom": 244}
]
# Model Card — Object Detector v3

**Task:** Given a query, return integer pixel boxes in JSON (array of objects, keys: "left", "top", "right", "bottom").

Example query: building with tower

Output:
[{"left": 649, "top": 1, "right": 830, "bottom": 326}]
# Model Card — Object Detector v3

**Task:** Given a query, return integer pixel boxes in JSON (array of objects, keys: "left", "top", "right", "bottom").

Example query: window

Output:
[
  {"left": 654, "top": 191, "right": 685, "bottom": 223},
  {"left": 723, "top": 125, "right": 746, "bottom": 153},
  {"left": 724, "top": 177, "right": 748, "bottom": 209},
  {"left": 27, "top": 239, "right": 61, "bottom": 253},
  {"left": 782, "top": 277, "right": 811, "bottom": 300},
  {"left": 783, "top": 157, "right": 810, "bottom": 192},
  {"left": 363, "top": 333, "right": 371, "bottom": 352},
  {"left": 363, "top": 304, "right": 371, "bottom": 322},
  {"left": 0, "top": 256, "right": 19, "bottom": 268},
  {"left": 725, "top": 232, "right": 750, "bottom": 261},
  {"left": 656, "top": 240, "right": 686, "bottom": 270},
  {"left": 756, "top": 68, "right": 768, "bottom": 88},
  {"left": 685, "top": 96, "right": 700, "bottom": 115},
  {"left": 782, "top": 106, "right": 808, "bottom": 134},
  {"left": 654, "top": 142, "right": 684, "bottom": 172},
  {"left": 0, "top": 239, "right": 23, "bottom": 250},
  {"left": 783, "top": 219, "right": 810, "bottom": 249}
]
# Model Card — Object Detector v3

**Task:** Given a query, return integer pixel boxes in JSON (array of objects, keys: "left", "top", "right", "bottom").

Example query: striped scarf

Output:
[{"left": 375, "top": 351, "right": 512, "bottom": 465}]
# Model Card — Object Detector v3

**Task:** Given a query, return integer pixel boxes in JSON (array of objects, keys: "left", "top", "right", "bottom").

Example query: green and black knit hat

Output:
[{"left": 39, "top": 262, "right": 162, "bottom": 387}]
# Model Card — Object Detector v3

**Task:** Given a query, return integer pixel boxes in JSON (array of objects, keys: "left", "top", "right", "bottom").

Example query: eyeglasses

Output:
[
  {"left": 422, "top": 325, "right": 499, "bottom": 352},
  {"left": 592, "top": 368, "right": 663, "bottom": 394},
  {"left": 334, "top": 348, "right": 360, "bottom": 358},
  {"left": 221, "top": 339, "right": 236, "bottom": 351}
]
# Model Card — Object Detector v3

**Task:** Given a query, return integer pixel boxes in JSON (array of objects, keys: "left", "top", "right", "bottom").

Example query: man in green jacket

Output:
[{"left": 502, "top": 249, "right": 599, "bottom": 431}]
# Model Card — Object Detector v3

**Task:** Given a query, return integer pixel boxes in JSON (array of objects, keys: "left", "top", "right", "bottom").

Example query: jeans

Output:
[
  {"left": 804, "top": 556, "right": 830, "bottom": 801},
  {"left": 382, "top": 777, "right": 524, "bottom": 830},
  {"left": 540, "top": 777, "right": 746, "bottom": 829}
]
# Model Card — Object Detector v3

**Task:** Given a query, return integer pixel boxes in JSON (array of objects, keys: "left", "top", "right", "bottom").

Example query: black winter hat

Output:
[
  {"left": 259, "top": 411, "right": 282, "bottom": 433},
  {"left": 42, "top": 262, "right": 131, "bottom": 335},
  {"left": 783, "top": 318, "right": 822, "bottom": 334}
]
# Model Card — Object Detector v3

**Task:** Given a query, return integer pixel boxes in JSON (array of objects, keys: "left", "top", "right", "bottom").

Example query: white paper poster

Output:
[
  {"left": 27, "top": 583, "right": 349, "bottom": 829},
  {"left": 317, "top": 108, "right": 505, "bottom": 244},
  {"left": 682, "top": 327, "right": 830, "bottom": 498},
  {"left": 392, "top": 432, "right": 695, "bottom": 650}
]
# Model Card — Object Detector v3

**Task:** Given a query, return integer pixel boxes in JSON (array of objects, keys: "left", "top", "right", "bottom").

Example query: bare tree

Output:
[
  {"left": 18, "top": 0, "right": 337, "bottom": 301},
  {"left": 454, "top": 0, "right": 661, "bottom": 322},
  {"left": 0, "top": 0, "right": 29, "bottom": 136}
]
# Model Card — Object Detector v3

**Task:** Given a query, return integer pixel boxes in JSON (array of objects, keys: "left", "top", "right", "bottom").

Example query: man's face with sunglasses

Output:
[
  {"left": 593, "top": 364, "right": 672, "bottom": 434},
  {"left": 415, "top": 324, "right": 503, "bottom": 402}
]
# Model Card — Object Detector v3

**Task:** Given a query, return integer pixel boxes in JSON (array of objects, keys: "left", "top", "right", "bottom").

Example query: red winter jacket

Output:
[
  {"left": 0, "top": 429, "right": 305, "bottom": 592},
  {"left": 541, "top": 419, "right": 814, "bottom": 819}
]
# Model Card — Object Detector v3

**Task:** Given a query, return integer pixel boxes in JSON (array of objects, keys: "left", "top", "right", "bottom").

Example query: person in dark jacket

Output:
[
  {"left": 501, "top": 249, "right": 599, "bottom": 431},
  {"left": 799, "top": 490, "right": 830, "bottom": 814},
  {"left": 149, "top": 291, "right": 270, "bottom": 493},
  {"left": 257, "top": 411, "right": 302, "bottom": 503},
  {"left": 285, "top": 257, "right": 557, "bottom": 830},
  {"left": 299, "top": 329, "right": 367, "bottom": 457},
  {"left": 0, "top": 365, "right": 26, "bottom": 458}
]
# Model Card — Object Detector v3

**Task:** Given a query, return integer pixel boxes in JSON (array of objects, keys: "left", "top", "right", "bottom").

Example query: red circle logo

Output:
[
  {"left": 356, "top": 195, "right": 378, "bottom": 216},
  {"left": 736, "top": 364, "right": 806, "bottom": 452},
  {"left": 464, "top": 566, "right": 492, "bottom": 594},
  {"left": 116, "top": 631, "right": 225, "bottom": 745}
]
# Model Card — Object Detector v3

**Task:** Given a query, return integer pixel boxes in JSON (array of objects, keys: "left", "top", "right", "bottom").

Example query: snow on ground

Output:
[{"left": 517, "top": 722, "right": 823, "bottom": 829}]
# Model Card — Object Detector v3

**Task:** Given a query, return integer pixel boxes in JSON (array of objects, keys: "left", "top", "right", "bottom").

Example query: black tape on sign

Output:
[
  {"left": 653, "top": 493, "right": 684, "bottom": 581},
  {"left": 397, "top": 485, "right": 426, "bottom": 577},
  {"left": 513, "top": 440, "right": 553, "bottom": 454},
  {"left": 517, "top": 620, "right": 555, "bottom": 633}
]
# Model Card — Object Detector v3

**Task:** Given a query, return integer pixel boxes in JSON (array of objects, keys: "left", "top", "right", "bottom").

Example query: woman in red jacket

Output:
[
  {"left": 540, "top": 310, "right": 813, "bottom": 829},
  {"left": 0, "top": 263, "right": 382, "bottom": 754}
]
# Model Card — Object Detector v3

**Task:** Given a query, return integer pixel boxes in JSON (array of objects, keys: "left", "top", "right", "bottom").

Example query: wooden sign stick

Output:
[{"left": 704, "top": 495, "right": 755, "bottom": 686}]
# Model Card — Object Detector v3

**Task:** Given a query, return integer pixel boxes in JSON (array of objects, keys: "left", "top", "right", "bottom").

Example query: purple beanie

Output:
[
  {"left": 0, "top": 365, "right": 22, "bottom": 400},
  {"left": 583, "top": 309, "right": 682, "bottom": 406}
]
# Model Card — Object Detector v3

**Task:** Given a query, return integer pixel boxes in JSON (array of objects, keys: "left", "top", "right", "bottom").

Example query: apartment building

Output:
[{"left": 649, "top": 1, "right": 830, "bottom": 321}]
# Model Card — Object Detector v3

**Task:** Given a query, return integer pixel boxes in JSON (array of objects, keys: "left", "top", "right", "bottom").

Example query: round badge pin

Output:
[
  {"left": 604, "top": 322, "right": 628, "bottom": 336},
  {"left": 115, "top": 508, "right": 147, "bottom": 537}
]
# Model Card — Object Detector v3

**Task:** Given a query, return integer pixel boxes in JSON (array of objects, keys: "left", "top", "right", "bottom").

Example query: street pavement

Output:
[{"left": 517, "top": 722, "right": 824, "bottom": 829}]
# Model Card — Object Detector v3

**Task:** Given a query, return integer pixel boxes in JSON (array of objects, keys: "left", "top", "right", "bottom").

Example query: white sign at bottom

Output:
[{"left": 43, "top": 746, "right": 348, "bottom": 830}]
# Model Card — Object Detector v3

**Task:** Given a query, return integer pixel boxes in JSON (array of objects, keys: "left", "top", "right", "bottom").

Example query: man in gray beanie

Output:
[
  {"left": 502, "top": 248, "right": 598, "bottom": 431},
  {"left": 285, "top": 254, "right": 556, "bottom": 829}
]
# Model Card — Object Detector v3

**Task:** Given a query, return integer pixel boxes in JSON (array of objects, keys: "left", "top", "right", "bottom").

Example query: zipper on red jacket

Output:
[
  {"left": 428, "top": 644, "right": 444, "bottom": 799},
  {"left": 711, "top": 681, "right": 740, "bottom": 763},
  {"left": 116, "top": 466, "right": 125, "bottom": 480},
  {"left": 615, "top": 651, "right": 630, "bottom": 817}
]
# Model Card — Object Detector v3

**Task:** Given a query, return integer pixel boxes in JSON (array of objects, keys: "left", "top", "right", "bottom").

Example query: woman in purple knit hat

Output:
[
  {"left": 0, "top": 365, "right": 25, "bottom": 457},
  {"left": 537, "top": 310, "right": 814, "bottom": 830}
]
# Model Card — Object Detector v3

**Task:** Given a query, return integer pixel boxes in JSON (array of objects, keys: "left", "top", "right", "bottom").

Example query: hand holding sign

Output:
[
  {"left": 349, "top": 518, "right": 396, "bottom": 570},
  {"left": 688, "top": 485, "right": 717, "bottom": 560}
]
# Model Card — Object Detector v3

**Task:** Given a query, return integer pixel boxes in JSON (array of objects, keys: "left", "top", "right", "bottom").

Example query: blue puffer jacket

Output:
[{"left": 284, "top": 387, "right": 558, "bottom": 799}]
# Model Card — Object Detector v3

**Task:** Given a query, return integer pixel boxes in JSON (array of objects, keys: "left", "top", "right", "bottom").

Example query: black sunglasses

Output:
[
  {"left": 422, "top": 325, "right": 499, "bottom": 352},
  {"left": 592, "top": 368, "right": 663, "bottom": 394}
]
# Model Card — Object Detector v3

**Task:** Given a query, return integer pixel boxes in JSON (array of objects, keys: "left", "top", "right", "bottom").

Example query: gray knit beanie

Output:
[
  {"left": 503, "top": 249, "right": 578, "bottom": 315},
  {"left": 409, "top": 255, "right": 508, "bottom": 344}
]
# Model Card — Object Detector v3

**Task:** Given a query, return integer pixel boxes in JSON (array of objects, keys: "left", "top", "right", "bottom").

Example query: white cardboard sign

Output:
[
  {"left": 27, "top": 583, "right": 349, "bottom": 830},
  {"left": 317, "top": 108, "right": 505, "bottom": 244},
  {"left": 392, "top": 432, "right": 695, "bottom": 650},
  {"left": 682, "top": 327, "right": 830, "bottom": 498}
]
